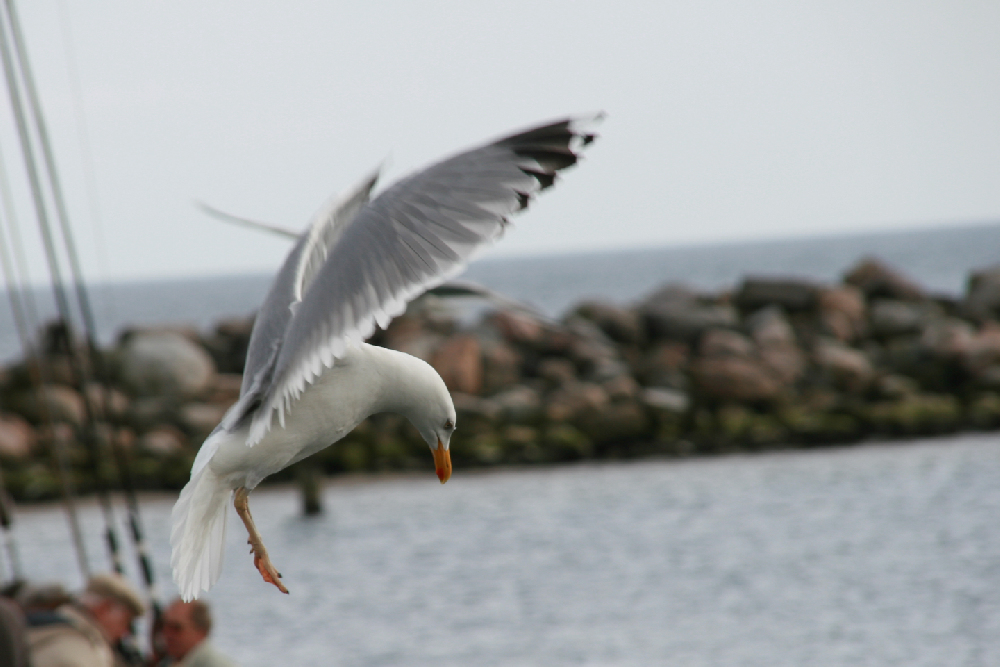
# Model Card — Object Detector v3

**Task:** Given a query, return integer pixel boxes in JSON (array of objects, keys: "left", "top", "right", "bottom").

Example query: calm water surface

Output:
[{"left": 15, "top": 434, "right": 1000, "bottom": 666}]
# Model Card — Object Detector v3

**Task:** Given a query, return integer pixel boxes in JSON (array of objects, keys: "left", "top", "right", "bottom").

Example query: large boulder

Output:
[
  {"left": 875, "top": 374, "right": 920, "bottom": 400},
  {"left": 201, "top": 316, "right": 254, "bottom": 374},
  {"left": 759, "top": 345, "right": 806, "bottom": 387},
  {"left": 9, "top": 355, "right": 77, "bottom": 389},
  {"left": 699, "top": 328, "right": 754, "bottom": 358},
  {"left": 9, "top": 384, "right": 86, "bottom": 427},
  {"left": 481, "top": 340, "right": 522, "bottom": 394},
  {"left": 746, "top": 307, "right": 796, "bottom": 347},
  {"left": 83, "top": 383, "right": 130, "bottom": 421},
  {"left": 603, "top": 374, "right": 640, "bottom": 401},
  {"left": 127, "top": 396, "right": 177, "bottom": 433},
  {"left": 116, "top": 331, "right": 216, "bottom": 399},
  {"left": 486, "top": 310, "right": 546, "bottom": 348},
  {"left": 564, "top": 318, "right": 628, "bottom": 383},
  {"left": 747, "top": 309, "right": 806, "bottom": 385},
  {"left": 380, "top": 314, "right": 443, "bottom": 362},
  {"left": 537, "top": 357, "right": 577, "bottom": 389},
  {"left": 689, "top": 323, "right": 791, "bottom": 403},
  {"left": 138, "top": 424, "right": 188, "bottom": 457},
  {"left": 178, "top": 402, "right": 228, "bottom": 438},
  {"left": 964, "top": 324, "right": 1000, "bottom": 368},
  {"left": 637, "top": 341, "right": 689, "bottom": 390},
  {"left": 735, "top": 278, "right": 819, "bottom": 312},
  {"left": 962, "top": 265, "right": 1000, "bottom": 321},
  {"left": 0, "top": 413, "right": 35, "bottom": 460},
  {"left": 920, "top": 318, "right": 976, "bottom": 363},
  {"left": 545, "top": 382, "right": 609, "bottom": 423},
  {"left": 813, "top": 340, "right": 874, "bottom": 394},
  {"left": 817, "top": 286, "right": 866, "bottom": 342},
  {"left": 843, "top": 257, "right": 924, "bottom": 301},
  {"left": 492, "top": 385, "right": 543, "bottom": 424},
  {"left": 640, "top": 284, "right": 738, "bottom": 342},
  {"left": 641, "top": 387, "right": 690, "bottom": 414},
  {"left": 689, "top": 357, "right": 784, "bottom": 403},
  {"left": 573, "top": 301, "right": 644, "bottom": 346},
  {"left": 431, "top": 334, "right": 482, "bottom": 395},
  {"left": 869, "top": 300, "right": 942, "bottom": 339},
  {"left": 203, "top": 373, "right": 244, "bottom": 407},
  {"left": 451, "top": 393, "right": 500, "bottom": 435}
]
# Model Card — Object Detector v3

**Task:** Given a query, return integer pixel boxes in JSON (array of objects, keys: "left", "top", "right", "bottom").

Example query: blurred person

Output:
[
  {"left": 0, "top": 582, "right": 30, "bottom": 667},
  {"left": 27, "top": 573, "right": 145, "bottom": 667},
  {"left": 18, "top": 581, "right": 74, "bottom": 614},
  {"left": 160, "top": 598, "right": 235, "bottom": 667}
]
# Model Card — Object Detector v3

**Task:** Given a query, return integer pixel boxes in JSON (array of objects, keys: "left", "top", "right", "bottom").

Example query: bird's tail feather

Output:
[{"left": 170, "top": 463, "right": 230, "bottom": 601}]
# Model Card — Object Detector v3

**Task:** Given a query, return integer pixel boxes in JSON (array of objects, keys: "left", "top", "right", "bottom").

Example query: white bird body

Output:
[
  {"left": 206, "top": 344, "right": 432, "bottom": 489},
  {"left": 171, "top": 344, "right": 451, "bottom": 600},
  {"left": 170, "top": 114, "right": 601, "bottom": 601}
]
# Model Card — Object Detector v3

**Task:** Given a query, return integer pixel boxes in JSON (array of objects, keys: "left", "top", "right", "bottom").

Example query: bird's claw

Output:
[
  {"left": 234, "top": 487, "right": 289, "bottom": 595},
  {"left": 252, "top": 549, "right": 289, "bottom": 594}
]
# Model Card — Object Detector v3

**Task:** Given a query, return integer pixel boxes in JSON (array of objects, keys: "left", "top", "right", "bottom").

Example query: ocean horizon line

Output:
[{"left": 19, "top": 216, "right": 998, "bottom": 291}]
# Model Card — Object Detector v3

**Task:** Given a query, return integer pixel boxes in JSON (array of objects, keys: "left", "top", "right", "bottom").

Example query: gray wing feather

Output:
[
  {"left": 238, "top": 169, "right": 381, "bottom": 399},
  {"left": 246, "top": 114, "right": 601, "bottom": 445}
]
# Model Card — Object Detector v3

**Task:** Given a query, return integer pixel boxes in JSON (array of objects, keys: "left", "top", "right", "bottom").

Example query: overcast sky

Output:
[{"left": 1, "top": 1, "right": 998, "bottom": 284}]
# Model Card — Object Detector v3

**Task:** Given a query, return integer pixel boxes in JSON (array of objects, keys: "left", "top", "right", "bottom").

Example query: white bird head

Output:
[
  {"left": 392, "top": 353, "right": 457, "bottom": 483},
  {"left": 411, "top": 375, "right": 457, "bottom": 484}
]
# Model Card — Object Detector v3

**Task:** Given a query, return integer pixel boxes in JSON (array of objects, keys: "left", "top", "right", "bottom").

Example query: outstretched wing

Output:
[
  {"left": 239, "top": 169, "right": 380, "bottom": 399},
  {"left": 247, "top": 114, "right": 602, "bottom": 445}
]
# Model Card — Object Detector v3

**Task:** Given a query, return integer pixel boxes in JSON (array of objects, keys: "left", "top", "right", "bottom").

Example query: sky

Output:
[{"left": 1, "top": 0, "right": 998, "bottom": 284}]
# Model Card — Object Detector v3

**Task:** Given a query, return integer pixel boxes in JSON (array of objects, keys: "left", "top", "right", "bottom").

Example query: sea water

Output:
[{"left": 14, "top": 434, "right": 1000, "bottom": 666}]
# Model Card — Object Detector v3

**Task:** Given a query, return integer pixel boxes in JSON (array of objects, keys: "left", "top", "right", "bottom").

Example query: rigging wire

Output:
[
  {"left": 53, "top": 0, "right": 113, "bottom": 289},
  {"left": 6, "top": 0, "right": 102, "bottom": 354},
  {"left": 4, "top": 0, "right": 162, "bottom": 617},
  {"left": 0, "top": 142, "right": 89, "bottom": 580},
  {"left": 0, "top": 0, "right": 123, "bottom": 575}
]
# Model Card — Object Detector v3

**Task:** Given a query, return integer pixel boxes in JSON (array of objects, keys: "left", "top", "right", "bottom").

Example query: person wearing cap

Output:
[
  {"left": 27, "top": 573, "right": 145, "bottom": 667},
  {"left": 160, "top": 598, "right": 235, "bottom": 667}
]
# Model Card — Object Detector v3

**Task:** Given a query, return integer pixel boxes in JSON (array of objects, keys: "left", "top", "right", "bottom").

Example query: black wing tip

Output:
[
  {"left": 519, "top": 167, "right": 557, "bottom": 190},
  {"left": 503, "top": 113, "right": 602, "bottom": 176},
  {"left": 514, "top": 190, "right": 531, "bottom": 210},
  {"left": 513, "top": 147, "right": 579, "bottom": 172},
  {"left": 501, "top": 112, "right": 603, "bottom": 145}
]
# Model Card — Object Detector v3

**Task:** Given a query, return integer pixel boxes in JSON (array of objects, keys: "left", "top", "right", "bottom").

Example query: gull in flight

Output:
[{"left": 170, "top": 114, "right": 602, "bottom": 601}]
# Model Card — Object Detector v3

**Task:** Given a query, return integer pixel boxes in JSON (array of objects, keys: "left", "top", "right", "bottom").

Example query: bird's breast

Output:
[{"left": 208, "top": 348, "right": 384, "bottom": 488}]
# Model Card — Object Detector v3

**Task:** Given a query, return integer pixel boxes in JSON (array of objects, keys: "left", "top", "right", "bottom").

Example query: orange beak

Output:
[{"left": 433, "top": 440, "right": 452, "bottom": 484}]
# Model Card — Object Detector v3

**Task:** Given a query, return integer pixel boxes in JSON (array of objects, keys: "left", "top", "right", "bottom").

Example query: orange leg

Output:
[{"left": 234, "top": 487, "right": 289, "bottom": 594}]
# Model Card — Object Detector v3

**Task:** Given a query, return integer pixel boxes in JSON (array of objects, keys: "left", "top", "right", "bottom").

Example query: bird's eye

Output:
[{"left": 444, "top": 419, "right": 455, "bottom": 430}]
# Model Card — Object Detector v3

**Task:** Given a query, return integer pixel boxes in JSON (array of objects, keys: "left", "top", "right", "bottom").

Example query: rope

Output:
[
  {"left": 4, "top": 1, "right": 161, "bottom": 619},
  {"left": 0, "top": 0, "right": 123, "bottom": 575},
  {"left": 0, "top": 142, "right": 90, "bottom": 579}
]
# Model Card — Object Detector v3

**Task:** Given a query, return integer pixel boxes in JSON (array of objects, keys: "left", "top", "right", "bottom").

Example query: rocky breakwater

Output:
[{"left": 2, "top": 257, "right": 1000, "bottom": 502}]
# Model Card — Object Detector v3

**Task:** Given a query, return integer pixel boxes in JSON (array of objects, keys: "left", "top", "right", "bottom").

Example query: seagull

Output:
[{"left": 170, "top": 114, "right": 602, "bottom": 601}]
